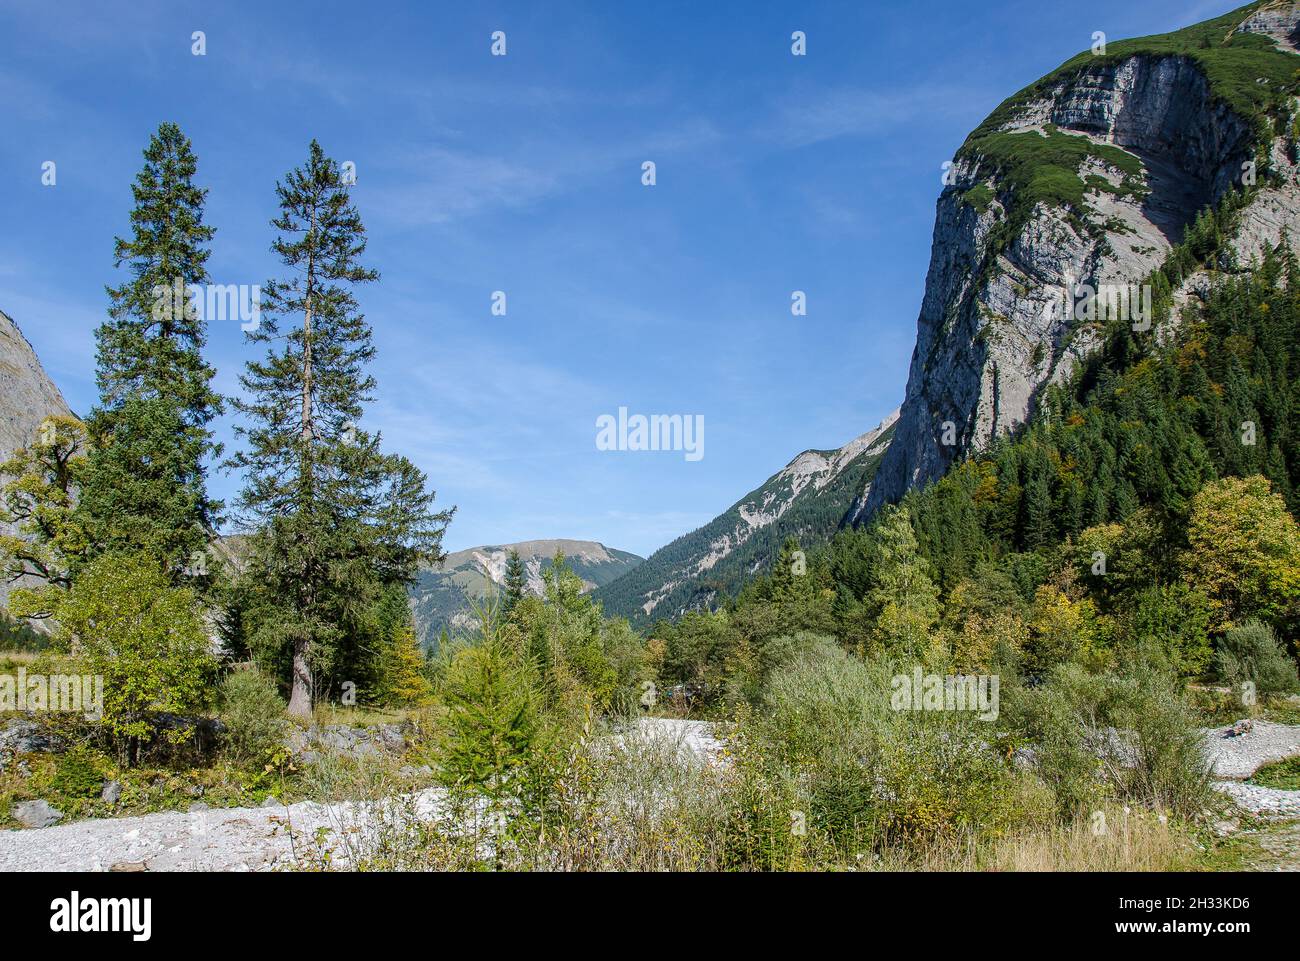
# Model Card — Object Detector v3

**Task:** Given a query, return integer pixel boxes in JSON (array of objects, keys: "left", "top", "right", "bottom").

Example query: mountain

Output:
[
  {"left": 596, "top": 410, "right": 898, "bottom": 625},
  {"left": 409, "top": 539, "right": 643, "bottom": 646},
  {"left": 860, "top": 0, "right": 1300, "bottom": 519},
  {"left": 0, "top": 309, "right": 73, "bottom": 462},
  {"left": 0, "top": 309, "right": 74, "bottom": 628}
]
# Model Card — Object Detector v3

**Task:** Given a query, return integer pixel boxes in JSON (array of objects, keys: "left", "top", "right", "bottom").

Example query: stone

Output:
[
  {"left": 261, "top": 796, "right": 281, "bottom": 809},
  {"left": 0, "top": 718, "right": 62, "bottom": 754},
  {"left": 188, "top": 802, "right": 210, "bottom": 813},
  {"left": 12, "top": 799, "right": 63, "bottom": 828},
  {"left": 101, "top": 780, "right": 122, "bottom": 805}
]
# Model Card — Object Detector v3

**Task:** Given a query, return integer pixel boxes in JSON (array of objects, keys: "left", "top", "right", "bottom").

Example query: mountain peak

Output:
[
  {"left": 410, "top": 538, "right": 643, "bottom": 646},
  {"left": 862, "top": 1, "right": 1300, "bottom": 518}
]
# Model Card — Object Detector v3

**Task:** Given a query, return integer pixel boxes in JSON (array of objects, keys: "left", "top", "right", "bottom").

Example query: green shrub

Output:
[
  {"left": 1214, "top": 619, "right": 1299, "bottom": 697},
  {"left": 734, "top": 643, "right": 1039, "bottom": 860},
  {"left": 51, "top": 746, "right": 106, "bottom": 799},
  {"left": 1019, "top": 663, "right": 1210, "bottom": 818},
  {"left": 53, "top": 552, "right": 215, "bottom": 764},
  {"left": 219, "top": 668, "right": 289, "bottom": 766}
]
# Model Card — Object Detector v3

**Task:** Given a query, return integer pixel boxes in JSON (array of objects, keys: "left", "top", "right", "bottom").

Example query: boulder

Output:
[
  {"left": 0, "top": 718, "right": 62, "bottom": 754},
  {"left": 12, "top": 799, "right": 63, "bottom": 828}
]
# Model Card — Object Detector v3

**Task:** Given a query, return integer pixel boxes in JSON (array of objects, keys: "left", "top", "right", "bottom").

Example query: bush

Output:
[
  {"left": 53, "top": 552, "right": 215, "bottom": 764},
  {"left": 1214, "top": 619, "right": 1299, "bottom": 697},
  {"left": 1019, "top": 663, "right": 1211, "bottom": 818},
  {"left": 433, "top": 630, "right": 551, "bottom": 808},
  {"left": 219, "top": 668, "right": 289, "bottom": 766},
  {"left": 730, "top": 642, "right": 1041, "bottom": 862},
  {"left": 51, "top": 746, "right": 106, "bottom": 799}
]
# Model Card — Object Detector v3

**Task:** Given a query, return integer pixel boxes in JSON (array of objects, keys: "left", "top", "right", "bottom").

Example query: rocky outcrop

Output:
[
  {"left": 0, "top": 309, "right": 72, "bottom": 464},
  {"left": 860, "top": 7, "right": 1295, "bottom": 518},
  {"left": 0, "top": 309, "right": 73, "bottom": 620}
]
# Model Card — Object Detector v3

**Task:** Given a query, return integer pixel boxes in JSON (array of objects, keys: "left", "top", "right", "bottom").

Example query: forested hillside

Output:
[{"left": 653, "top": 185, "right": 1300, "bottom": 703}]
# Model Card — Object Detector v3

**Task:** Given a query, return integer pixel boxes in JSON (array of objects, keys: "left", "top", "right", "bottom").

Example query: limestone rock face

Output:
[
  {"left": 0, "top": 309, "right": 72, "bottom": 464},
  {"left": 0, "top": 309, "right": 74, "bottom": 619},
  {"left": 860, "top": 13, "right": 1298, "bottom": 519}
]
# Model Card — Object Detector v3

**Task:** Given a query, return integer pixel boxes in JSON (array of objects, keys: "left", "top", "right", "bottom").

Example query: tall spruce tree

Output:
[
  {"left": 503, "top": 549, "right": 527, "bottom": 613},
  {"left": 79, "top": 122, "right": 223, "bottom": 577},
  {"left": 229, "top": 140, "right": 451, "bottom": 717}
]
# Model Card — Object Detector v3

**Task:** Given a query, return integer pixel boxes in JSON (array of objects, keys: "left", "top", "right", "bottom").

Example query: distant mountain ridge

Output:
[
  {"left": 595, "top": 410, "right": 899, "bottom": 626},
  {"left": 409, "top": 538, "right": 643, "bottom": 647}
]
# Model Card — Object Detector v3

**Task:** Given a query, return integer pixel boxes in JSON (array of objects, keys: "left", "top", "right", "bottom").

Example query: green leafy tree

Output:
[
  {"left": 228, "top": 140, "right": 451, "bottom": 716},
  {"left": 1120, "top": 584, "right": 1213, "bottom": 679},
  {"left": 0, "top": 416, "right": 89, "bottom": 620},
  {"left": 79, "top": 122, "right": 223, "bottom": 577},
  {"left": 1182, "top": 475, "right": 1300, "bottom": 633},
  {"left": 54, "top": 552, "right": 215, "bottom": 765}
]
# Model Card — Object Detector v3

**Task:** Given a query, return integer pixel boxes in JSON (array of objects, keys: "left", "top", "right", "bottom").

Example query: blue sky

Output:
[{"left": 0, "top": 0, "right": 1241, "bottom": 556}]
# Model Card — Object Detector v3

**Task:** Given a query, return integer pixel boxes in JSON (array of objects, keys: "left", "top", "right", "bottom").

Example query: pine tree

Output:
[
  {"left": 503, "top": 548, "right": 527, "bottom": 613},
  {"left": 78, "top": 122, "right": 223, "bottom": 578},
  {"left": 380, "top": 621, "right": 432, "bottom": 706},
  {"left": 229, "top": 140, "right": 452, "bottom": 717},
  {"left": 867, "top": 506, "right": 940, "bottom": 658}
]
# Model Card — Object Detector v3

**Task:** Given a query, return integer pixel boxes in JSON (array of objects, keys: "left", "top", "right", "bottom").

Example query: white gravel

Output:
[
  {"left": 1214, "top": 781, "right": 1300, "bottom": 817},
  {"left": 5, "top": 718, "right": 1299, "bottom": 869},
  {"left": 632, "top": 718, "right": 726, "bottom": 761},
  {"left": 0, "top": 718, "right": 722, "bottom": 872},
  {"left": 1203, "top": 720, "right": 1300, "bottom": 779},
  {"left": 0, "top": 789, "right": 445, "bottom": 872}
]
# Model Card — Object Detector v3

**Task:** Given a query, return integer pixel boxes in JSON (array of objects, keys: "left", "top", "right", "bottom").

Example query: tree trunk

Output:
[
  {"left": 286, "top": 210, "right": 318, "bottom": 723},
  {"left": 287, "top": 635, "right": 313, "bottom": 718}
]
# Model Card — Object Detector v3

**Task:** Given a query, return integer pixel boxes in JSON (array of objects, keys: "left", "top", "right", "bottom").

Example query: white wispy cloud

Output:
[{"left": 767, "top": 83, "right": 996, "bottom": 148}]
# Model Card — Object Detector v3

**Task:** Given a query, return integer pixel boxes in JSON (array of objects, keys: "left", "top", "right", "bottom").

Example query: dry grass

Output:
[
  {"left": 304, "top": 703, "right": 429, "bottom": 729},
  {"left": 878, "top": 806, "right": 1199, "bottom": 872}
]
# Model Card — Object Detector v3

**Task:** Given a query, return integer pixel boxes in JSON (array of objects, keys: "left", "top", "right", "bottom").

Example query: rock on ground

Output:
[
  {"left": 0, "top": 719, "right": 716, "bottom": 872},
  {"left": 1203, "top": 720, "right": 1300, "bottom": 780},
  {"left": 0, "top": 790, "right": 445, "bottom": 872}
]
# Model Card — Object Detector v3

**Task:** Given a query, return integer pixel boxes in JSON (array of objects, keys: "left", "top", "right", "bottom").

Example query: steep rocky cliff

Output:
[
  {"left": 0, "top": 310, "right": 72, "bottom": 463},
  {"left": 0, "top": 309, "right": 74, "bottom": 621},
  {"left": 861, "top": 0, "right": 1300, "bottom": 519}
]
